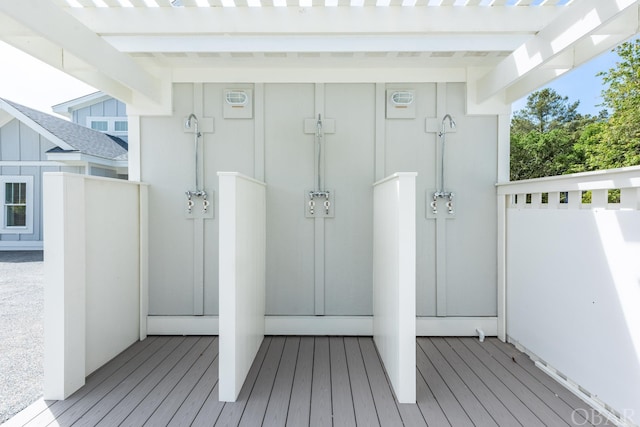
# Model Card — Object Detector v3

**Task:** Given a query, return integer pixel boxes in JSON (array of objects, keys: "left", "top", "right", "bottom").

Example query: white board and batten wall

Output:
[{"left": 141, "top": 82, "right": 501, "bottom": 336}]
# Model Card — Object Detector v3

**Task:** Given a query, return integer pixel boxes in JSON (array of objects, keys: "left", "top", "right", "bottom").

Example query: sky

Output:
[
  {"left": 511, "top": 48, "right": 621, "bottom": 117},
  {"left": 0, "top": 39, "right": 625, "bottom": 119},
  {"left": 0, "top": 41, "right": 96, "bottom": 118}
]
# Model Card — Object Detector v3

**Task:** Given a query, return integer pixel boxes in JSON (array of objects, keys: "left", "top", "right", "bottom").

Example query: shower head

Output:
[
  {"left": 185, "top": 113, "right": 198, "bottom": 129},
  {"left": 442, "top": 114, "right": 456, "bottom": 130}
]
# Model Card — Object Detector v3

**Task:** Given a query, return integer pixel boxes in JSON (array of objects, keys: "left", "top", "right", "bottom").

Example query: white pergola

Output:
[{"left": 0, "top": 0, "right": 637, "bottom": 113}]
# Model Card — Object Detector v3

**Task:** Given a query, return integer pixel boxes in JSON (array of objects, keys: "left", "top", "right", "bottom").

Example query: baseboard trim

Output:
[
  {"left": 147, "top": 316, "right": 219, "bottom": 335},
  {"left": 416, "top": 317, "right": 497, "bottom": 337},
  {"left": 147, "top": 315, "right": 497, "bottom": 337},
  {"left": 266, "top": 316, "right": 372, "bottom": 335}
]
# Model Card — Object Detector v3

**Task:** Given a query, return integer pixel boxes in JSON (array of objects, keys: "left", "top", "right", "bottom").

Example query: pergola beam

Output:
[
  {"left": 104, "top": 34, "right": 530, "bottom": 54},
  {"left": 476, "top": 0, "right": 640, "bottom": 103},
  {"left": 0, "top": 0, "right": 162, "bottom": 105},
  {"left": 67, "top": 6, "right": 558, "bottom": 36}
]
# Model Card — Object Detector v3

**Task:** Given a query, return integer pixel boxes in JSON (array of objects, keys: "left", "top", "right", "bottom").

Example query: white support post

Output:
[
  {"left": 218, "top": 172, "right": 267, "bottom": 402},
  {"left": 43, "top": 173, "right": 86, "bottom": 400},
  {"left": 139, "top": 184, "right": 149, "bottom": 341},
  {"left": 372, "top": 172, "right": 417, "bottom": 404},
  {"left": 496, "top": 194, "right": 507, "bottom": 342}
]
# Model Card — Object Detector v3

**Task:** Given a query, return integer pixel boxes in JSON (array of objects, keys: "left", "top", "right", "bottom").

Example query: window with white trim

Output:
[
  {"left": 1, "top": 176, "right": 33, "bottom": 234},
  {"left": 86, "top": 117, "right": 128, "bottom": 137}
]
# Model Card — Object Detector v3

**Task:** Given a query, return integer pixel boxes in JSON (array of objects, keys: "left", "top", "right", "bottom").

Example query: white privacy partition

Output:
[
  {"left": 43, "top": 173, "right": 147, "bottom": 400},
  {"left": 372, "top": 172, "right": 416, "bottom": 404},
  {"left": 498, "top": 166, "right": 640, "bottom": 426},
  {"left": 218, "top": 172, "right": 267, "bottom": 402}
]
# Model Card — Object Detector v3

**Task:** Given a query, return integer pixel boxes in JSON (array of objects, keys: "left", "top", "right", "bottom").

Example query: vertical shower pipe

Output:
[
  {"left": 431, "top": 114, "right": 456, "bottom": 214},
  {"left": 185, "top": 109, "right": 208, "bottom": 316},
  {"left": 312, "top": 84, "right": 328, "bottom": 315},
  {"left": 317, "top": 114, "right": 322, "bottom": 193},
  {"left": 185, "top": 114, "right": 209, "bottom": 213}
]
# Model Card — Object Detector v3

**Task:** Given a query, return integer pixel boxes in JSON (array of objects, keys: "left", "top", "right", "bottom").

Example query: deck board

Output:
[
  {"left": 9, "top": 336, "right": 611, "bottom": 427},
  {"left": 23, "top": 336, "right": 162, "bottom": 427},
  {"left": 214, "top": 336, "right": 272, "bottom": 426},
  {"left": 97, "top": 336, "right": 211, "bottom": 426},
  {"left": 262, "top": 337, "right": 299, "bottom": 427},
  {"left": 487, "top": 338, "right": 614, "bottom": 426},
  {"left": 417, "top": 338, "right": 475, "bottom": 427},
  {"left": 135, "top": 337, "right": 217, "bottom": 426},
  {"left": 419, "top": 338, "right": 499, "bottom": 426},
  {"left": 75, "top": 336, "right": 196, "bottom": 426},
  {"left": 329, "top": 337, "right": 356, "bottom": 427},
  {"left": 239, "top": 336, "right": 285, "bottom": 426},
  {"left": 477, "top": 338, "right": 596, "bottom": 426},
  {"left": 460, "top": 337, "right": 574, "bottom": 426},
  {"left": 415, "top": 367, "right": 451, "bottom": 426},
  {"left": 357, "top": 338, "right": 406, "bottom": 427},
  {"left": 57, "top": 336, "right": 186, "bottom": 426},
  {"left": 166, "top": 340, "right": 219, "bottom": 427},
  {"left": 445, "top": 337, "right": 546, "bottom": 427},
  {"left": 285, "top": 337, "right": 314, "bottom": 427},
  {"left": 309, "top": 337, "right": 331, "bottom": 427},
  {"left": 344, "top": 337, "right": 380, "bottom": 426},
  {"left": 430, "top": 338, "right": 521, "bottom": 426}
]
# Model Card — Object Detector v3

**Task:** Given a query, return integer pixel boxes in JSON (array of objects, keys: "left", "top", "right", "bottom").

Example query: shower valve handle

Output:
[{"left": 309, "top": 200, "right": 315, "bottom": 215}]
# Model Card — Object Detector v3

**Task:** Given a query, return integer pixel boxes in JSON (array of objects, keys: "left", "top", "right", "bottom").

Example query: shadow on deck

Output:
[{"left": 5, "top": 336, "right": 611, "bottom": 426}]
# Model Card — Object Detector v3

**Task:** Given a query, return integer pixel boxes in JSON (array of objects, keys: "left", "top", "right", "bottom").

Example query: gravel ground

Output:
[{"left": 0, "top": 251, "right": 44, "bottom": 425}]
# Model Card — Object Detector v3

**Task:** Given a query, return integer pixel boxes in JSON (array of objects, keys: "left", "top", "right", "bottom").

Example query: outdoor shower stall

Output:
[
  {"left": 43, "top": 81, "right": 502, "bottom": 403},
  {"left": 140, "top": 81, "right": 499, "bottom": 401}
]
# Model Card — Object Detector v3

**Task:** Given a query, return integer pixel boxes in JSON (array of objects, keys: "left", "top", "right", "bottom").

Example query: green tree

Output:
[
  {"left": 511, "top": 40, "right": 640, "bottom": 181},
  {"left": 510, "top": 128, "right": 582, "bottom": 180},
  {"left": 511, "top": 88, "right": 580, "bottom": 134},
  {"left": 510, "top": 89, "right": 589, "bottom": 180},
  {"left": 589, "top": 38, "right": 640, "bottom": 169}
]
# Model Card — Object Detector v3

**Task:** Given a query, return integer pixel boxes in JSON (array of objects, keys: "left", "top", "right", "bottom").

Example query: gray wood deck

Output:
[{"left": 6, "top": 336, "right": 612, "bottom": 426}]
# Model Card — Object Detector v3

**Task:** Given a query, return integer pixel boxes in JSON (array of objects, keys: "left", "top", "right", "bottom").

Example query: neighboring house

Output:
[
  {"left": 53, "top": 92, "right": 129, "bottom": 143},
  {"left": 0, "top": 98, "right": 128, "bottom": 251}
]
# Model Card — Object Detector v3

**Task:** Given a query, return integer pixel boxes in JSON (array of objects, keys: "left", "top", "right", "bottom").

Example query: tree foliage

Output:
[
  {"left": 510, "top": 38, "right": 640, "bottom": 181},
  {"left": 510, "top": 88, "right": 591, "bottom": 180},
  {"left": 591, "top": 39, "right": 640, "bottom": 169},
  {"left": 511, "top": 88, "right": 580, "bottom": 134}
]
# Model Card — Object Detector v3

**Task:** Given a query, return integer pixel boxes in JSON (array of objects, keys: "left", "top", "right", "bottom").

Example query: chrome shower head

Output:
[
  {"left": 442, "top": 114, "right": 456, "bottom": 129},
  {"left": 185, "top": 113, "right": 198, "bottom": 129}
]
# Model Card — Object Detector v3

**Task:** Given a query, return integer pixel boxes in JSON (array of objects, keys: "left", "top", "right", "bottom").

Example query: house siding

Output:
[
  {"left": 0, "top": 118, "right": 82, "bottom": 248},
  {"left": 73, "top": 98, "right": 128, "bottom": 142}
]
